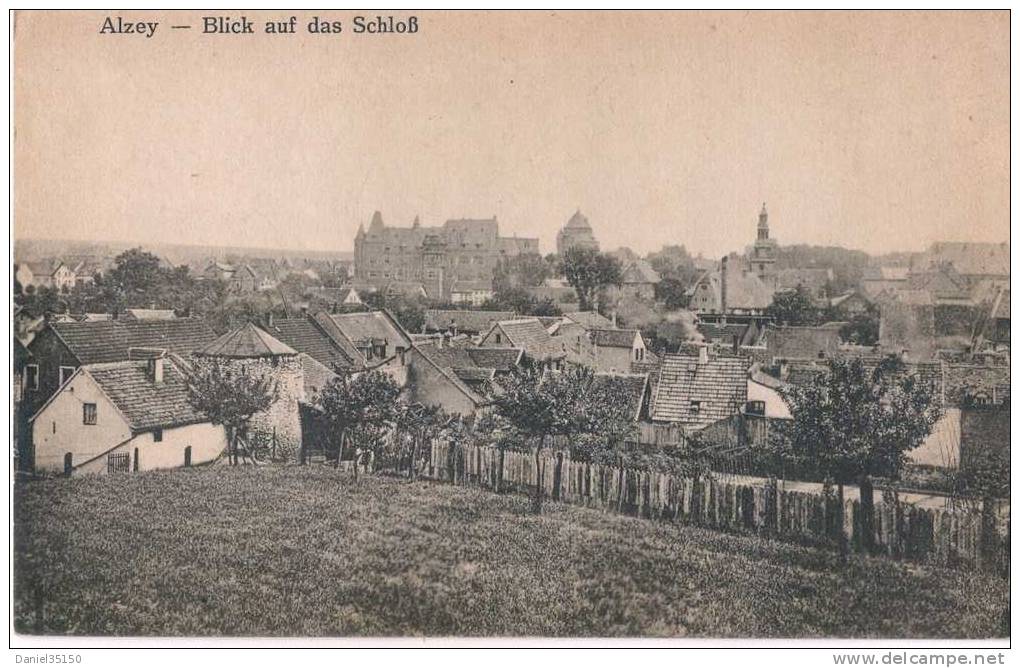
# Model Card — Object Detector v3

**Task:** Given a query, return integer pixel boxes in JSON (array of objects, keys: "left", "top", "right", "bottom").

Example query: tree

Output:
[
  {"left": 108, "top": 248, "right": 163, "bottom": 299},
  {"left": 560, "top": 247, "right": 622, "bottom": 312},
  {"left": 184, "top": 358, "right": 279, "bottom": 465},
  {"left": 765, "top": 285, "right": 821, "bottom": 326},
  {"left": 838, "top": 309, "right": 880, "bottom": 346},
  {"left": 654, "top": 276, "right": 689, "bottom": 310},
  {"left": 777, "top": 357, "right": 941, "bottom": 559},
  {"left": 491, "top": 367, "right": 586, "bottom": 512},
  {"left": 493, "top": 252, "right": 553, "bottom": 292},
  {"left": 393, "top": 402, "right": 450, "bottom": 480},
  {"left": 317, "top": 371, "right": 401, "bottom": 481}
]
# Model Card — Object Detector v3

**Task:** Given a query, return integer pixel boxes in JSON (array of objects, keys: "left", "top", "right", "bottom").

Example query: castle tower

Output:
[
  {"left": 556, "top": 209, "right": 601, "bottom": 255},
  {"left": 195, "top": 322, "right": 304, "bottom": 461}
]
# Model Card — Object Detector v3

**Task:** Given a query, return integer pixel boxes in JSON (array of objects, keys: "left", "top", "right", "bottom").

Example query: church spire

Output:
[{"left": 757, "top": 202, "right": 769, "bottom": 241}]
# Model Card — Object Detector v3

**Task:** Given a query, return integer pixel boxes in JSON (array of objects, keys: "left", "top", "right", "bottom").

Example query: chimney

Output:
[
  {"left": 148, "top": 357, "right": 164, "bottom": 384},
  {"left": 266, "top": 312, "right": 274, "bottom": 328},
  {"left": 611, "top": 311, "right": 618, "bottom": 328},
  {"left": 732, "top": 335, "right": 740, "bottom": 355},
  {"left": 720, "top": 256, "right": 728, "bottom": 325},
  {"left": 696, "top": 342, "right": 709, "bottom": 364}
]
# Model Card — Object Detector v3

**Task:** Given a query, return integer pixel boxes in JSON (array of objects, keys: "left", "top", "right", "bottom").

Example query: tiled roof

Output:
[
  {"left": 490, "top": 319, "right": 566, "bottom": 361},
  {"left": 196, "top": 322, "right": 298, "bottom": 358},
  {"left": 919, "top": 242, "right": 1010, "bottom": 277},
  {"left": 49, "top": 318, "right": 218, "bottom": 365},
  {"left": 87, "top": 359, "right": 207, "bottom": 432},
  {"left": 651, "top": 354, "right": 749, "bottom": 428},
  {"left": 268, "top": 317, "right": 363, "bottom": 372},
  {"left": 424, "top": 309, "right": 516, "bottom": 334},
  {"left": 593, "top": 372, "right": 649, "bottom": 421},
  {"left": 765, "top": 325, "right": 842, "bottom": 361},
  {"left": 621, "top": 259, "right": 661, "bottom": 285},
  {"left": 453, "top": 367, "right": 496, "bottom": 383},
  {"left": 564, "top": 311, "right": 614, "bottom": 329},
  {"left": 589, "top": 328, "right": 639, "bottom": 348},
  {"left": 299, "top": 353, "right": 339, "bottom": 401},
  {"left": 697, "top": 322, "right": 749, "bottom": 344},
  {"left": 319, "top": 310, "right": 412, "bottom": 350},
  {"left": 124, "top": 308, "right": 177, "bottom": 321},
  {"left": 464, "top": 347, "right": 523, "bottom": 370}
]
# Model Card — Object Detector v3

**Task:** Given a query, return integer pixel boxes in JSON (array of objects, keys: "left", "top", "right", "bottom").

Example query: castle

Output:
[{"left": 353, "top": 212, "right": 539, "bottom": 301}]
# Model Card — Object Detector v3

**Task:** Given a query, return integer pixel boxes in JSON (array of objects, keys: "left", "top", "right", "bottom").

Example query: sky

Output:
[{"left": 13, "top": 10, "right": 1009, "bottom": 258}]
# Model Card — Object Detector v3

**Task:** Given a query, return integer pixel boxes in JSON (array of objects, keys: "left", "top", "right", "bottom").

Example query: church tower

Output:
[{"left": 749, "top": 202, "right": 777, "bottom": 286}]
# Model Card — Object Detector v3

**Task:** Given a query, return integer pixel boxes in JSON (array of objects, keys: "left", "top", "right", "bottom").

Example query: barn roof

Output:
[
  {"left": 48, "top": 318, "right": 218, "bottom": 365},
  {"left": 593, "top": 372, "right": 650, "bottom": 421},
  {"left": 318, "top": 310, "right": 412, "bottom": 350},
  {"left": 564, "top": 311, "right": 615, "bottom": 330}
]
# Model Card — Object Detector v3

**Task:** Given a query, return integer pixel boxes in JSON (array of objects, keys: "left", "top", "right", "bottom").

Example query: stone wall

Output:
[{"left": 224, "top": 355, "right": 304, "bottom": 461}]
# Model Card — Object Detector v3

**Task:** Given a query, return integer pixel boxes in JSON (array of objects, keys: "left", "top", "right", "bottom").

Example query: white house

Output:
[{"left": 29, "top": 354, "right": 226, "bottom": 475}]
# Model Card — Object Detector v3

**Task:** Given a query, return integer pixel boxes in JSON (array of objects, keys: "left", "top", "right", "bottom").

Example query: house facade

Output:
[{"left": 29, "top": 357, "right": 227, "bottom": 475}]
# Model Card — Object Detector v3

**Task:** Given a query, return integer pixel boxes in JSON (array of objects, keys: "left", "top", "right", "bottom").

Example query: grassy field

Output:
[{"left": 13, "top": 465, "right": 1009, "bottom": 638}]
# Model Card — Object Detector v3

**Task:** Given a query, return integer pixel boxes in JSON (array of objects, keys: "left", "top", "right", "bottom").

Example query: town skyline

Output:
[{"left": 13, "top": 11, "right": 1008, "bottom": 259}]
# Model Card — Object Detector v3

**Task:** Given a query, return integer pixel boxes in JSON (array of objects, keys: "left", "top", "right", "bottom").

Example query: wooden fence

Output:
[{"left": 425, "top": 440, "right": 1008, "bottom": 572}]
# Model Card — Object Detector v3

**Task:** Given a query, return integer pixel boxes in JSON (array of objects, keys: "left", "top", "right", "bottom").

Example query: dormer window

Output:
[{"left": 689, "top": 400, "right": 701, "bottom": 415}]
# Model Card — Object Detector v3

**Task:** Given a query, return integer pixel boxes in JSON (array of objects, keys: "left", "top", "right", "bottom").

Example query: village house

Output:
[
  {"left": 617, "top": 259, "right": 661, "bottom": 302},
  {"left": 29, "top": 352, "right": 227, "bottom": 475},
  {"left": 650, "top": 347, "right": 749, "bottom": 431},
  {"left": 686, "top": 254, "right": 775, "bottom": 318},
  {"left": 861, "top": 266, "right": 910, "bottom": 297},
  {"left": 266, "top": 314, "right": 366, "bottom": 375},
  {"left": 22, "top": 317, "right": 219, "bottom": 418},
  {"left": 449, "top": 280, "right": 496, "bottom": 306},
  {"left": 304, "top": 286, "right": 363, "bottom": 310},
  {"left": 423, "top": 309, "right": 517, "bottom": 339},
  {"left": 827, "top": 290, "right": 872, "bottom": 319},
  {"left": 763, "top": 324, "right": 844, "bottom": 365},
  {"left": 406, "top": 340, "right": 524, "bottom": 417},
  {"left": 775, "top": 267, "right": 834, "bottom": 298},
  {"left": 16, "top": 260, "right": 77, "bottom": 292},
  {"left": 203, "top": 262, "right": 258, "bottom": 294},
  {"left": 478, "top": 318, "right": 567, "bottom": 369},
  {"left": 584, "top": 328, "right": 649, "bottom": 373},
  {"left": 311, "top": 310, "right": 412, "bottom": 385},
  {"left": 696, "top": 320, "right": 762, "bottom": 350}
]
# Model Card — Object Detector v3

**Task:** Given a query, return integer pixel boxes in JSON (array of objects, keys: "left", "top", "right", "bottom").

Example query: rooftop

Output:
[
  {"left": 86, "top": 359, "right": 207, "bottom": 432},
  {"left": 196, "top": 322, "right": 298, "bottom": 358},
  {"left": 651, "top": 353, "right": 749, "bottom": 428},
  {"left": 47, "top": 318, "right": 218, "bottom": 365}
]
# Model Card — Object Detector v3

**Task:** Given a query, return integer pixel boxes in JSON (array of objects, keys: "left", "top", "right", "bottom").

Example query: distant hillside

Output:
[{"left": 14, "top": 238, "right": 354, "bottom": 269}]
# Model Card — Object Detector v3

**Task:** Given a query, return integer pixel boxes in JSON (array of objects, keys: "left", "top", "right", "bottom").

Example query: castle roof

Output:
[{"left": 196, "top": 322, "right": 298, "bottom": 358}]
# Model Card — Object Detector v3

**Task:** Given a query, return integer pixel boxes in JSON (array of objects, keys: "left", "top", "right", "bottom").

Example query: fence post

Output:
[{"left": 980, "top": 495, "right": 999, "bottom": 572}]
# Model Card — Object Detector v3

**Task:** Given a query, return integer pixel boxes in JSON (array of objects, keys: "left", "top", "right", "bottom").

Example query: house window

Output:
[
  {"left": 59, "top": 366, "right": 75, "bottom": 386},
  {"left": 635, "top": 348, "right": 645, "bottom": 362},
  {"left": 153, "top": 428, "right": 163, "bottom": 442},
  {"left": 689, "top": 400, "right": 701, "bottom": 415},
  {"left": 745, "top": 400, "right": 766, "bottom": 416},
  {"left": 24, "top": 364, "right": 39, "bottom": 391},
  {"left": 495, "top": 334, "right": 502, "bottom": 344},
  {"left": 83, "top": 403, "right": 97, "bottom": 425}
]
